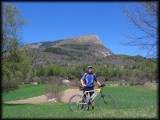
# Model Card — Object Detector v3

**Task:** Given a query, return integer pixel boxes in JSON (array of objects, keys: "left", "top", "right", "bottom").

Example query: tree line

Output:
[{"left": 30, "top": 61, "right": 157, "bottom": 85}]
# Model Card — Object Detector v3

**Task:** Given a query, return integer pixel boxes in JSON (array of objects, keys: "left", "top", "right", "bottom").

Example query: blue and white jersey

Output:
[{"left": 81, "top": 73, "right": 97, "bottom": 87}]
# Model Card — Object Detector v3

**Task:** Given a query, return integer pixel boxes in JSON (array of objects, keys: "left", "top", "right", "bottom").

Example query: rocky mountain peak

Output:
[{"left": 74, "top": 34, "right": 101, "bottom": 44}]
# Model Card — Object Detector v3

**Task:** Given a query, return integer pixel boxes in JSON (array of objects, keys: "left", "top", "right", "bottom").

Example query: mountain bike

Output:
[{"left": 68, "top": 84, "right": 116, "bottom": 112}]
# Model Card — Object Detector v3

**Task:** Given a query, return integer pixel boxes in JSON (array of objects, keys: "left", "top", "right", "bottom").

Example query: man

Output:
[{"left": 80, "top": 65, "right": 101, "bottom": 109}]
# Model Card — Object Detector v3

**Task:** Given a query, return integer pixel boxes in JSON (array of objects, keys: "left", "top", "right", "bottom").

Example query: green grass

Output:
[
  {"left": 2, "top": 86, "right": 158, "bottom": 118},
  {"left": 3, "top": 84, "right": 68, "bottom": 101},
  {"left": 3, "top": 84, "right": 47, "bottom": 101}
]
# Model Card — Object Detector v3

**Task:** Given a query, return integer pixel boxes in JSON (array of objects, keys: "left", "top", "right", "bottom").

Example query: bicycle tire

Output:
[
  {"left": 95, "top": 93, "right": 116, "bottom": 109},
  {"left": 68, "top": 94, "right": 87, "bottom": 112}
]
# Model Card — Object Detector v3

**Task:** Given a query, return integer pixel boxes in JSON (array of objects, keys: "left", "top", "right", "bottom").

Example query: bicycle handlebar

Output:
[{"left": 79, "top": 83, "right": 106, "bottom": 91}]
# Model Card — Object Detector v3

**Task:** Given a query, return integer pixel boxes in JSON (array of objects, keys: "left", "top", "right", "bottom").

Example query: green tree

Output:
[
  {"left": 2, "top": 3, "right": 31, "bottom": 91},
  {"left": 46, "top": 64, "right": 64, "bottom": 77}
]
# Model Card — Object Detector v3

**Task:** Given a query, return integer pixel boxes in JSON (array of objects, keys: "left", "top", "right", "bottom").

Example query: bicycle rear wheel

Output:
[
  {"left": 95, "top": 93, "right": 116, "bottom": 109},
  {"left": 68, "top": 94, "right": 87, "bottom": 112}
]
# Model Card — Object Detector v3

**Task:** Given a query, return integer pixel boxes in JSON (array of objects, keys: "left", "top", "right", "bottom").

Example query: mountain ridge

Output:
[
  {"left": 27, "top": 34, "right": 102, "bottom": 47},
  {"left": 26, "top": 34, "right": 151, "bottom": 67},
  {"left": 26, "top": 34, "right": 113, "bottom": 66}
]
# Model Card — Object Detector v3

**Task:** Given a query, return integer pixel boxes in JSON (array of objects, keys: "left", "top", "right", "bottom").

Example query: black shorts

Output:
[{"left": 83, "top": 86, "right": 94, "bottom": 96}]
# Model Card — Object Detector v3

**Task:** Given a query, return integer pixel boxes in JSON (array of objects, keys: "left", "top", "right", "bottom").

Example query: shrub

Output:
[{"left": 45, "top": 76, "right": 63, "bottom": 101}]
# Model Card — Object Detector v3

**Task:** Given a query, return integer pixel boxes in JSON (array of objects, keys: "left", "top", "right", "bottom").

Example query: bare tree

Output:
[{"left": 123, "top": 2, "right": 158, "bottom": 57}]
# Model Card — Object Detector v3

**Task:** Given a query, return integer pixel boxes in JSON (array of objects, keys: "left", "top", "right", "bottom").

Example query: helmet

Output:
[{"left": 87, "top": 65, "right": 93, "bottom": 69}]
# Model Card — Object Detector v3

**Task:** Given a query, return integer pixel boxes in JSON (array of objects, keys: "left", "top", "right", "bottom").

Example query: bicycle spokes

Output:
[
  {"left": 95, "top": 93, "right": 116, "bottom": 109},
  {"left": 102, "top": 94, "right": 116, "bottom": 108},
  {"left": 68, "top": 94, "right": 88, "bottom": 112}
]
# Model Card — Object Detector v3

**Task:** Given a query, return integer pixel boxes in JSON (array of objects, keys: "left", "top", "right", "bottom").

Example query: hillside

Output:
[
  {"left": 26, "top": 34, "right": 152, "bottom": 68},
  {"left": 26, "top": 35, "right": 113, "bottom": 66}
]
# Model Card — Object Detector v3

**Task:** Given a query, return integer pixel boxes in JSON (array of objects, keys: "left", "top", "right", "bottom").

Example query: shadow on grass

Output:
[{"left": 3, "top": 103, "right": 34, "bottom": 106}]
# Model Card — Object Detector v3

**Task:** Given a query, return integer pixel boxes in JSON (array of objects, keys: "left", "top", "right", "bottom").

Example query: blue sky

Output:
[{"left": 11, "top": 2, "right": 148, "bottom": 57}]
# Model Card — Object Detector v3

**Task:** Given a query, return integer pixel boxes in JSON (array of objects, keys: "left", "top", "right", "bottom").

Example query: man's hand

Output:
[
  {"left": 100, "top": 83, "right": 105, "bottom": 87},
  {"left": 82, "top": 83, "right": 86, "bottom": 87},
  {"left": 80, "top": 79, "right": 86, "bottom": 87}
]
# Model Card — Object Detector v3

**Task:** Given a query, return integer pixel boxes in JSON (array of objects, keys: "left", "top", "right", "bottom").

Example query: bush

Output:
[
  {"left": 2, "top": 48, "right": 32, "bottom": 91},
  {"left": 45, "top": 76, "right": 63, "bottom": 101},
  {"left": 35, "top": 65, "right": 46, "bottom": 77}
]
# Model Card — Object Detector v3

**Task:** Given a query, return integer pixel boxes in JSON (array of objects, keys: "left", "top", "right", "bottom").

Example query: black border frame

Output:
[{"left": 0, "top": 0, "right": 159, "bottom": 120}]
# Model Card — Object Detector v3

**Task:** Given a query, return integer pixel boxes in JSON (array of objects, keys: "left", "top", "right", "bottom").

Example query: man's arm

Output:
[
  {"left": 94, "top": 74, "right": 101, "bottom": 87},
  {"left": 80, "top": 73, "right": 87, "bottom": 87},
  {"left": 96, "top": 80, "right": 101, "bottom": 87},
  {"left": 80, "top": 79, "right": 86, "bottom": 87}
]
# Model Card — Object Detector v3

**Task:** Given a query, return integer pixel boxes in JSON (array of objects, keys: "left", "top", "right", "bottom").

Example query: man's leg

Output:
[
  {"left": 90, "top": 93, "right": 95, "bottom": 109},
  {"left": 89, "top": 88, "right": 94, "bottom": 110},
  {"left": 81, "top": 88, "right": 87, "bottom": 110},
  {"left": 86, "top": 87, "right": 94, "bottom": 110}
]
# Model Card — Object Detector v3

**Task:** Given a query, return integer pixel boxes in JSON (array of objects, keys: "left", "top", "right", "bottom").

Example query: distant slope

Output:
[
  {"left": 26, "top": 34, "right": 151, "bottom": 67},
  {"left": 26, "top": 35, "right": 113, "bottom": 66}
]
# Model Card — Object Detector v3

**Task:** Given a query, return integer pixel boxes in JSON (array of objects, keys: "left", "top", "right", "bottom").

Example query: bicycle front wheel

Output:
[
  {"left": 68, "top": 94, "right": 87, "bottom": 112},
  {"left": 96, "top": 93, "right": 116, "bottom": 109}
]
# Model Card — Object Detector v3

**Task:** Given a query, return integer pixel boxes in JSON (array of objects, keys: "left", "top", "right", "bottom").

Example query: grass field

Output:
[
  {"left": 3, "top": 84, "right": 47, "bottom": 101},
  {"left": 3, "top": 84, "right": 68, "bottom": 102},
  {"left": 2, "top": 85, "right": 158, "bottom": 118}
]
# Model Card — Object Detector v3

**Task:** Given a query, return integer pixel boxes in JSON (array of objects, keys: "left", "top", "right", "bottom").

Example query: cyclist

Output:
[{"left": 80, "top": 65, "right": 101, "bottom": 109}]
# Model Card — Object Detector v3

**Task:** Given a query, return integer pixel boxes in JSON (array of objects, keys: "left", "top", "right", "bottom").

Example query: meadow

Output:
[{"left": 2, "top": 84, "right": 157, "bottom": 118}]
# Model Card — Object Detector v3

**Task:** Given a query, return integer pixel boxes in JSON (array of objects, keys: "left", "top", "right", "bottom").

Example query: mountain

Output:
[
  {"left": 26, "top": 34, "right": 151, "bottom": 67},
  {"left": 26, "top": 35, "right": 114, "bottom": 66}
]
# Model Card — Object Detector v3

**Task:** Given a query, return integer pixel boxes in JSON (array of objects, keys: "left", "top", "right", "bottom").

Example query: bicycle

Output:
[{"left": 68, "top": 84, "right": 116, "bottom": 112}]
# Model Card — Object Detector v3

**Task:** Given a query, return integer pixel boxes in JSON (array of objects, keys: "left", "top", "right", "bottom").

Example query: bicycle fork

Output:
[
  {"left": 90, "top": 92, "right": 97, "bottom": 102},
  {"left": 87, "top": 92, "right": 97, "bottom": 110}
]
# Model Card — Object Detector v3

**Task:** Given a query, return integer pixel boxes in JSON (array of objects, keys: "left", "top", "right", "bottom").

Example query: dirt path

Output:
[
  {"left": 61, "top": 88, "right": 82, "bottom": 102},
  {"left": 4, "top": 95, "right": 48, "bottom": 104},
  {"left": 4, "top": 88, "right": 82, "bottom": 104}
]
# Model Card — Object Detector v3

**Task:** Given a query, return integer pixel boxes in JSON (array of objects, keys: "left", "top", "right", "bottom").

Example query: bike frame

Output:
[
  {"left": 83, "top": 87, "right": 104, "bottom": 103},
  {"left": 68, "top": 84, "right": 116, "bottom": 112}
]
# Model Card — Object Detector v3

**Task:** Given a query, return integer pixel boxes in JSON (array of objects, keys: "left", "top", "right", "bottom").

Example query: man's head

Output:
[{"left": 87, "top": 65, "right": 93, "bottom": 73}]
